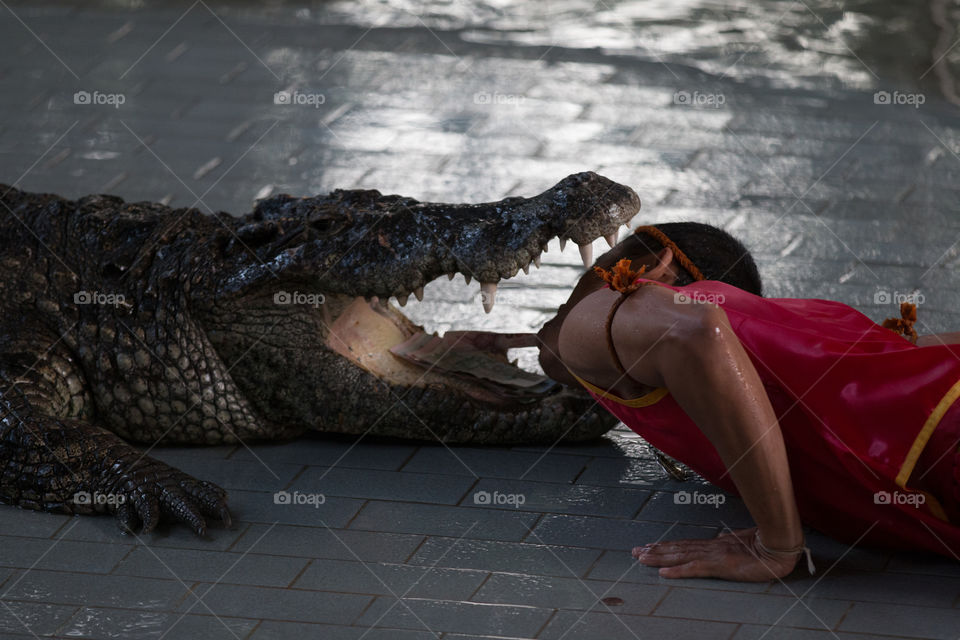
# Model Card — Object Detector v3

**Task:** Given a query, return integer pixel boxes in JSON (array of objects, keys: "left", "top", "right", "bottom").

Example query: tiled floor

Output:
[{"left": 3, "top": 1, "right": 960, "bottom": 638}]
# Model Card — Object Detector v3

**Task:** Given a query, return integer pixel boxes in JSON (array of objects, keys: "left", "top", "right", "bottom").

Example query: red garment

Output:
[{"left": 572, "top": 277, "right": 960, "bottom": 556}]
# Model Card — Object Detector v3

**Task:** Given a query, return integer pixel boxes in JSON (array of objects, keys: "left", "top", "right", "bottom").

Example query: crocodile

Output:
[{"left": 0, "top": 172, "right": 639, "bottom": 535}]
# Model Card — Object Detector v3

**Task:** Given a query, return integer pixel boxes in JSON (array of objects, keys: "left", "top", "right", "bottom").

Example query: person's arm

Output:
[{"left": 559, "top": 285, "right": 804, "bottom": 581}]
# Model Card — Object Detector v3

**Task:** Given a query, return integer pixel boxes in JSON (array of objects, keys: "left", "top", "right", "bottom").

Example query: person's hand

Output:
[{"left": 633, "top": 527, "right": 799, "bottom": 582}]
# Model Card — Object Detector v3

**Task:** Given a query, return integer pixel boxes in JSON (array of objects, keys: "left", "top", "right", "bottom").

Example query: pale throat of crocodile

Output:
[{"left": 325, "top": 298, "right": 528, "bottom": 404}]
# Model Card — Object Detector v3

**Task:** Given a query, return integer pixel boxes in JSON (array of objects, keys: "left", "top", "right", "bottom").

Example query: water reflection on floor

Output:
[{"left": 232, "top": 0, "right": 946, "bottom": 95}]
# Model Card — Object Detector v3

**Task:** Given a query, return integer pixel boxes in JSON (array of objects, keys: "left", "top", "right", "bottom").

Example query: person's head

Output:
[
  {"left": 536, "top": 221, "right": 762, "bottom": 381},
  {"left": 598, "top": 222, "right": 763, "bottom": 293}
]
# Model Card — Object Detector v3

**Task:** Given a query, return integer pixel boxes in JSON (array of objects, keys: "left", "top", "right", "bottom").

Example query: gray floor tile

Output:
[
  {"left": 228, "top": 489, "right": 363, "bottom": 528},
  {"left": 293, "top": 558, "right": 487, "bottom": 599},
  {"left": 113, "top": 546, "right": 308, "bottom": 588},
  {"left": 541, "top": 610, "right": 738, "bottom": 640},
  {"left": 0, "top": 508, "right": 72, "bottom": 538},
  {"left": 472, "top": 573, "right": 667, "bottom": 615},
  {"left": 2, "top": 569, "right": 188, "bottom": 610},
  {"left": 178, "top": 583, "right": 372, "bottom": 624},
  {"left": 408, "top": 537, "right": 602, "bottom": 578},
  {"left": 147, "top": 445, "right": 239, "bottom": 460},
  {"left": 295, "top": 467, "right": 475, "bottom": 505},
  {"left": 250, "top": 620, "right": 439, "bottom": 639},
  {"left": 464, "top": 478, "right": 649, "bottom": 518},
  {"left": 233, "top": 523, "right": 424, "bottom": 563},
  {"left": 733, "top": 623, "right": 915, "bottom": 640},
  {"left": 143, "top": 455, "right": 303, "bottom": 493},
  {"left": 796, "top": 532, "right": 891, "bottom": 573},
  {"left": 0, "top": 600, "right": 78, "bottom": 637},
  {"left": 0, "top": 535, "right": 131, "bottom": 574},
  {"left": 767, "top": 568, "right": 960, "bottom": 607},
  {"left": 357, "top": 597, "right": 551, "bottom": 637},
  {"left": 884, "top": 550, "right": 960, "bottom": 577},
  {"left": 654, "top": 587, "right": 851, "bottom": 629},
  {"left": 350, "top": 500, "right": 540, "bottom": 542},
  {"left": 575, "top": 455, "right": 673, "bottom": 489},
  {"left": 637, "top": 489, "right": 753, "bottom": 528},
  {"left": 839, "top": 601, "right": 960, "bottom": 639},
  {"left": 401, "top": 446, "right": 589, "bottom": 483},
  {"left": 229, "top": 436, "right": 418, "bottom": 470},
  {"left": 531, "top": 513, "right": 718, "bottom": 550},
  {"left": 59, "top": 607, "right": 258, "bottom": 640}
]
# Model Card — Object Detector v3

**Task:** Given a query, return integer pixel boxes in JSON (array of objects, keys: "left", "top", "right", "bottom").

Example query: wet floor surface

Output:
[{"left": 4, "top": 0, "right": 960, "bottom": 638}]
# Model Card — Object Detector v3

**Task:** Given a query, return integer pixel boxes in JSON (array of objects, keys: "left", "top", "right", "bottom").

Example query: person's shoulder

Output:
[{"left": 618, "top": 280, "right": 724, "bottom": 319}]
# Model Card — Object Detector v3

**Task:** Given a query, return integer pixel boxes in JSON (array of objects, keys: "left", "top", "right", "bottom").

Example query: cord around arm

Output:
[{"left": 593, "top": 259, "right": 655, "bottom": 376}]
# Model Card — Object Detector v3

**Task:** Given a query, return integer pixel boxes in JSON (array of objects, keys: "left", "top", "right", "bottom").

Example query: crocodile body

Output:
[{"left": 0, "top": 172, "right": 639, "bottom": 534}]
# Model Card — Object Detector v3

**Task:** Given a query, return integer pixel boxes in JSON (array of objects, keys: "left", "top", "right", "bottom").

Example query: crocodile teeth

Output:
[
  {"left": 559, "top": 238, "right": 567, "bottom": 252},
  {"left": 397, "top": 293, "right": 409, "bottom": 307},
  {"left": 534, "top": 255, "right": 541, "bottom": 268},
  {"left": 578, "top": 242, "right": 593, "bottom": 268},
  {"left": 480, "top": 282, "right": 497, "bottom": 314},
  {"left": 605, "top": 232, "right": 618, "bottom": 248},
  {"left": 447, "top": 273, "right": 455, "bottom": 280},
  {"left": 522, "top": 264, "right": 529, "bottom": 275},
  {"left": 464, "top": 274, "right": 472, "bottom": 285},
  {"left": 414, "top": 287, "right": 424, "bottom": 301}
]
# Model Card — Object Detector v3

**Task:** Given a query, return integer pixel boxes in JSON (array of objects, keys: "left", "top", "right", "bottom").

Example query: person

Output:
[{"left": 535, "top": 222, "right": 960, "bottom": 582}]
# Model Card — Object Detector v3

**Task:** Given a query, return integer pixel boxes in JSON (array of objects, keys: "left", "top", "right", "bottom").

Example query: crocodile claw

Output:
[{"left": 106, "top": 454, "right": 231, "bottom": 537}]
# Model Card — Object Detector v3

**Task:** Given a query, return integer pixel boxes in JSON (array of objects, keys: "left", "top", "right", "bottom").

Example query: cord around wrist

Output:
[{"left": 753, "top": 529, "right": 816, "bottom": 575}]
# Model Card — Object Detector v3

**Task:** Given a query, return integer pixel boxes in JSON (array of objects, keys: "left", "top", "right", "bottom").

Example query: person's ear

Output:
[{"left": 643, "top": 247, "right": 674, "bottom": 280}]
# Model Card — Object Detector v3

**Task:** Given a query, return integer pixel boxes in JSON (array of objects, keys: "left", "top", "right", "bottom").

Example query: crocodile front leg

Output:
[{"left": 0, "top": 346, "right": 230, "bottom": 535}]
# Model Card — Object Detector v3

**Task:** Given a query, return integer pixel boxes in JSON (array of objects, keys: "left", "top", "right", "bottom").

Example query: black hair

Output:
[{"left": 595, "top": 222, "right": 763, "bottom": 296}]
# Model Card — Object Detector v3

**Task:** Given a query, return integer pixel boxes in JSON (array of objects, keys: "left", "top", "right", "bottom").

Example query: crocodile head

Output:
[{"left": 197, "top": 172, "right": 640, "bottom": 444}]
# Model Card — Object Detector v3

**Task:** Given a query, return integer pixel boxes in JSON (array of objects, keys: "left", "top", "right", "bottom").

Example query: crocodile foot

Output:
[{"left": 97, "top": 453, "right": 231, "bottom": 536}]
